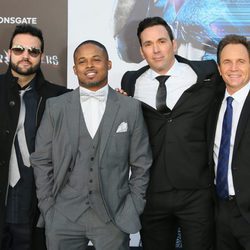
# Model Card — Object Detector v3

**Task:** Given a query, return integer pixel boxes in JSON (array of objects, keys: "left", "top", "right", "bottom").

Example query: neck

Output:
[{"left": 11, "top": 70, "right": 36, "bottom": 88}]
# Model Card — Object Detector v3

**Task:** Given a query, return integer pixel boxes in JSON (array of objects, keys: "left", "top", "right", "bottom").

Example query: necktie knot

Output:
[
  {"left": 155, "top": 75, "right": 170, "bottom": 85},
  {"left": 80, "top": 90, "right": 106, "bottom": 102},
  {"left": 226, "top": 96, "right": 234, "bottom": 106}
]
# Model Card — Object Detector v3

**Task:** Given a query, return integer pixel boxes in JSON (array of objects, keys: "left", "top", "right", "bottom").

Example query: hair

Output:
[
  {"left": 217, "top": 34, "right": 250, "bottom": 65},
  {"left": 73, "top": 40, "right": 109, "bottom": 62},
  {"left": 137, "top": 16, "right": 174, "bottom": 46},
  {"left": 9, "top": 24, "right": 44, "bottom": 52}
]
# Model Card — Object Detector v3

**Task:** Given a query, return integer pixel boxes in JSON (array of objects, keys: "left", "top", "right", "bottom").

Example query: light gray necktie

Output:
[{"left": 9, "top": 87, "right": 31, "bottom": 187}]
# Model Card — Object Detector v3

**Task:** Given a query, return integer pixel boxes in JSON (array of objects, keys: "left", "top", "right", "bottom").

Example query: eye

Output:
[{"left": 238, "top": 59, "right": 246, "bottom": 64}]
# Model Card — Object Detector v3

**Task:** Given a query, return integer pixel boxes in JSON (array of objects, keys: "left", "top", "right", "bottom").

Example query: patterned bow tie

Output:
[{"left": 80, "top": 90, "right": 106, "bottom": 102}]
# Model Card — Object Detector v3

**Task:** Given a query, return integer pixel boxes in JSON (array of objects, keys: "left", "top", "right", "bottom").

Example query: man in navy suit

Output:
[
  {"left": 121, "top": 16, "right": 221, "bottom": 250},
  {"left": 208, "top": 34, "right": 250, "bottom": 250}
]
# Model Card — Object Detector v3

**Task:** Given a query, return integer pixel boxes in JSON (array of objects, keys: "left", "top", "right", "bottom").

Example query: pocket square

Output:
[{"left": 116, "top": 122, "right": 128, "bottom": 133}]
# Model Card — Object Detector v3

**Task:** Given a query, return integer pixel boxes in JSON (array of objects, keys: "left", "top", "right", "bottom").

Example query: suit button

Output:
[
  {"left": 5, "top": 130, "right": 10, "bottom": 135},
  {"left": 86, "top": 201, "right": 90, "bottom": 205},
  {"left": 89, "top": 191, "right": 92, "bottom": 194},
  {"left": 90, "top": 157, "right": 94, "bottom": 161},
  {"left": 168, "top": 119, "right": 173, "bottom": 123},
  {"left": 90, "top": 168, "right": 93, "bottom": 172},
  {"left": 89, "top": 179, "right": 93, "bottom": 183}
]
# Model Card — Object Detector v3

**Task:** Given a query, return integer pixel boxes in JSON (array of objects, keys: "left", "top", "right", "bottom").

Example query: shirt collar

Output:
[
  {"left": 147, "top": 59, "right": 180, "bottom": 80},
  {"left": 224, "top": 81, "right": 250, "bottom": 104},
  {"left": 79, "top": 84, "right": 109, "bottom": 100}
]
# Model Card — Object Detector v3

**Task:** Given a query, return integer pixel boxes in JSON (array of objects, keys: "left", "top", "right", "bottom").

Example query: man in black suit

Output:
[
  {"left": 121, "top": 16, "right": 220, "bottom": 250},
  {"left": 208, "top": 35, "right": 250, "bottom": 250}
]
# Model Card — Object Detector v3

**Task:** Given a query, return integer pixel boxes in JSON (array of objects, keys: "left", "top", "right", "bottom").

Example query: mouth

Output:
[
  {"left": 153, "top": 56, "right": 164, "bottom": 62},
  {"left": 228, "top": 74, "right": 241, "bottom": 79},
  {"left": 18, "top": 60, "right": 31, "bottom": 67},
  {"left": 85, "top": 70, "right": 97, "bottom": 79}
]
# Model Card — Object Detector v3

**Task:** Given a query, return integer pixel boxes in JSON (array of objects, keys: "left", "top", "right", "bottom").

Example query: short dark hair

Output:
[
  {"left": 217, "top": 34, "right": 250, "bottom": 65},
  {"left": 73, "top": 40, "right": 109, "bottom": 62},
  {"left": 137, "top": 16, "right": 174, "bottom": 46},
  {"left": 9, "top": 24, "right": 44, "bottom": 52}
]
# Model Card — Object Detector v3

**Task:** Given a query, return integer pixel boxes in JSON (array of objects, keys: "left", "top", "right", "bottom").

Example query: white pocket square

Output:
[{"left": 116, "top": 122, "right": 128, "bottom": 133}]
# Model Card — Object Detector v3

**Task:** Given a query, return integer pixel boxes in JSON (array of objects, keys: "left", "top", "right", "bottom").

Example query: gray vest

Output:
[{"left": 55, "top": 114, "right": 110, "bottom": 223}]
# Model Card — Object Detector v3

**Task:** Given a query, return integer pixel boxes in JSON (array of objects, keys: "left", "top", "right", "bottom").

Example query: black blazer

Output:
[
  {"left": 208, "top": 85, "right": 250, "bottom": 224},
  {"left": 0, "top": 68, "right": 70, "bottom": 250},
  {"left": 121, "top": 55, "right": 221, "bottom": 193}
]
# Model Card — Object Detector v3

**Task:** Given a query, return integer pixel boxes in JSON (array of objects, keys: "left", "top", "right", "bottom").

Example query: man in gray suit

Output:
[{"left": 30, "top": 40, "right": 152, "bottom": 250}]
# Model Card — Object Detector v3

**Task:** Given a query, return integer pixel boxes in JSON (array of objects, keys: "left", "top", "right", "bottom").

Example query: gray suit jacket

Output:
[{"left": 31, "top": 86, "right": 152, "bottom": 234}]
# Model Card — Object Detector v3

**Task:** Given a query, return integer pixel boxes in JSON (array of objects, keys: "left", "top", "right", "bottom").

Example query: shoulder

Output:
[
  {"left": 45, "top": 90, "right": 74, "bottom": 114},
  {"left": 113, "top": 90, "right": 142, "bottom": 113},
  {"left": 40, "top": 80, "right": 71, "bottom": 96},
  {"left": 176, "top": 54, "right": 217, "bottom": 68},
  {"left": 122, "top": 65, "right": 149, "bottom": 79}
]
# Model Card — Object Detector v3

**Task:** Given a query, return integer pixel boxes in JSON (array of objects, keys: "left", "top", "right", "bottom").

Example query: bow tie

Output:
[{"left": 80, "top": 90, "right": 106, "bottom": 102}]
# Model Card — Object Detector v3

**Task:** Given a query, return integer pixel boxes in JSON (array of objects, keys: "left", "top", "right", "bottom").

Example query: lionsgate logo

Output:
[
  {"left": 0, "top": 16, "right": 37, "bottom": 24},
  {"left": 0, "top": 49, "right": 60, "bottom": 66}
]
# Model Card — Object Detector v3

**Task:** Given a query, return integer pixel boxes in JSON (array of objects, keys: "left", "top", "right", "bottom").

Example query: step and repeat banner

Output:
[
  {"left": 1, "top": 0, "right": 250, "bottom": 249},
  {"left": 67, "top": 0, "right": 250, "bottom": 90},
  {"left": 0, "top": 0, "right": 67, "bottom": 86}
]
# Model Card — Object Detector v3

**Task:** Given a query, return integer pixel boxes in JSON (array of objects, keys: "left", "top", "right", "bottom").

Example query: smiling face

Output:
[
  {"left": 139, "top": 24, "right": 177, "bottom": 75},
  {"left": 73, "top": 43, "right": 112, "bottom": 91},
  {"left": 8, "top": 33, "right": 42, "bottom": 77},
  {"left": 218, "top": 43, "right": 250, "bottom": 95}
]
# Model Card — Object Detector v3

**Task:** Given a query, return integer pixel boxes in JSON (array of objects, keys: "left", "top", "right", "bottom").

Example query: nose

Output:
[
  {"left": 153, "top": 43, "right": 160, "bottom": 53},
  {"left": 22, "top": 49, "right": 30, "bottom": 59},
  {"left": 231, "top": 62, "right": 239, "bottom": 71},
  {"left": 86, "top": 60, "right": 93, "bottom": 68}
]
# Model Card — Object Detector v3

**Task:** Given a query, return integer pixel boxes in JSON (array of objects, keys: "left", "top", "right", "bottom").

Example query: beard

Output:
[{"left": 10, "top": 58, "right": 41, "bottom": 76}]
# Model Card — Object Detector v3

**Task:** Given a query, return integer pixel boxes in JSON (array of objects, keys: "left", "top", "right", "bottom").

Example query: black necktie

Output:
[
  {"left": 155, "top": 75, "right": 171, "bottom": 114},
  {"left": 216, "top": 96, "right": 234, "bottom": 199}
]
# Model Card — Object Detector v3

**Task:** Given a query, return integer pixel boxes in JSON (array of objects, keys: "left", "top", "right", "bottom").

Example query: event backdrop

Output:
[
  {"left": 1, "top": 0, "right": 250, "bottom": 248},
  {"left": 67, "top": 0, "right": 250, "bottom": 248},
  {"left": 67, "top": 0, "right": 250, "bottom": 90},
  {"left": 0, "top": 0, "right": 67, "bottom": 86}
]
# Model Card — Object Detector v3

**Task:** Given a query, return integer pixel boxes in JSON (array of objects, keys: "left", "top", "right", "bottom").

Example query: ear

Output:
[
  {"left": 140, "top": 46, "right": 145, "bottom": 59},
  {"left": 7, "top": 49, "right": 11, "bottom": 60},
  {"left": 108, "top": 60, "right": 112, "bottom": 70},
  {"left": 41, "top": 53, "right": 45, "bottom": 61},
  {"left": 172, "top": 39, "right": 178, "bottom": 53},
  {"left": 217, "top": 64, "right": 222, "bottom": 75},
  {"left": 73, "top": 65, "right": 77, "bottom": 75}
]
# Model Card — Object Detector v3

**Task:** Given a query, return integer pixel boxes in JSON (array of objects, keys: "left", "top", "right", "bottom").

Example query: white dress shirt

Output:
[
  {"left": 214, "top": 82, "right": 250, "bottom": 195},
  {"left": 79, "top": 85, "right": 108, "bottom": 138},
  {"left": 134, "top": 59, "right": 197, "bottom": 109}
]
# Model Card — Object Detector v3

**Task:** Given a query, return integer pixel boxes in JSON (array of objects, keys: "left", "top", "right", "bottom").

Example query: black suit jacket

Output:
[
  {"left": 0, "top": 68, "right": 70, "bottom": 250},
  {"left": 208, "top": 85, "right": 250, "bottom": 223},
  {"left": 121, "top": 55, "right": 221, "bottom": 193}
]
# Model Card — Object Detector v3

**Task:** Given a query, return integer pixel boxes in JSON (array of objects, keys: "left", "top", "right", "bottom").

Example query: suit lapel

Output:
[
  {"left": 66, "top": 88, "right": 81, "bottom": 160},
  {"left": 233, "top": 91, "right": 250, "bottom": 154},
  {"left": 207, "top": 91, "right": 224, "bottom": 161},
  {"left": 99, "top": 87, "right": 120, "bottom": 161}
]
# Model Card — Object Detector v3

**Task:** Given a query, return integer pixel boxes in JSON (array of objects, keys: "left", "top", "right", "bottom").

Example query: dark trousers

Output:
[
  {"left": 216, "top": 197, "right": 250, "bottom": 250},
  {"left": 140, "top": 189, "right": 214, "bottom": 250},
  {"left": 1, "top": 223, "right": 31, "bottom": 250}
]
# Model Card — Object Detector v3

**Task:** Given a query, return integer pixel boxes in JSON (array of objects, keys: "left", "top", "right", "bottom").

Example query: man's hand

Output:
[{"left": 115, "top": 88, "right": 128, "bottom": 96}]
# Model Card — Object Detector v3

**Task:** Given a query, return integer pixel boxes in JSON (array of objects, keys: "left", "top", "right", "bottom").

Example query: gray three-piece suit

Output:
[{"left": 30, "top": 86, "right": 152, "bottom": 249}]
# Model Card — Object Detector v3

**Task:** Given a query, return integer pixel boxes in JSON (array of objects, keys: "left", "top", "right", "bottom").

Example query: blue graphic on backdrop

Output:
[{"left": 114, "top": 0, "right": 250, "bottom": 62}]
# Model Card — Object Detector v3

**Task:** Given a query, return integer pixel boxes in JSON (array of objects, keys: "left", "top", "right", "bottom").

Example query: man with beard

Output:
[{"left": 0, "top": 24, "right": 69, "bottom": 250}]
